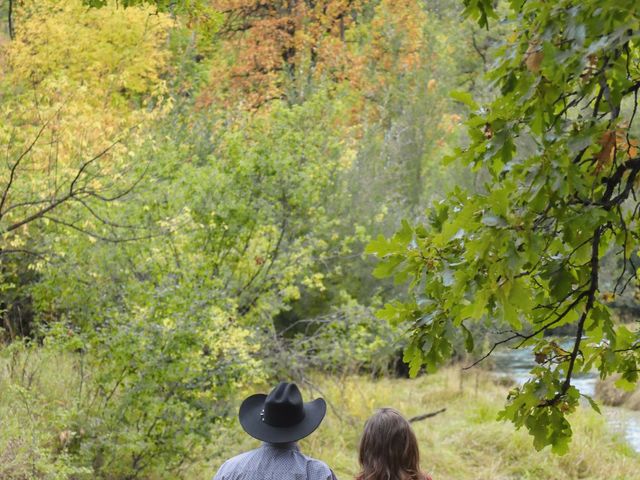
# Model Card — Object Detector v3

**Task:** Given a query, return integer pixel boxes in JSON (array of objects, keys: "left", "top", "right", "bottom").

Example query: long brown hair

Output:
[{"left": 357, "top": 408, "right": 424, "bottom": 480}]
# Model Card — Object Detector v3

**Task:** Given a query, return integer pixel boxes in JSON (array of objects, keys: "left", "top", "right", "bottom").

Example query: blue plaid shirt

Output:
[{"left": 213, "top": 442, "right": 338, "bottom": 480}]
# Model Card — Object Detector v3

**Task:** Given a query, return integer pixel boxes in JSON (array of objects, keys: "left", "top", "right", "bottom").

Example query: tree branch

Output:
[{"left": 0, "top": 118, "right": 54, "bottom": 217}]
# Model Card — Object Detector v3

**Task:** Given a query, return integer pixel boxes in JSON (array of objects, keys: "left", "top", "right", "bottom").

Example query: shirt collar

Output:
[{"left": 261, "top": 442, "right": 300, "bottom": 451}]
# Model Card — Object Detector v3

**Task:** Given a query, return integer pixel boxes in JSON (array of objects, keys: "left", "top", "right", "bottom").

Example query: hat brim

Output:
[{"left": 239, "top": 393, "right": 327, "bottom": 443}]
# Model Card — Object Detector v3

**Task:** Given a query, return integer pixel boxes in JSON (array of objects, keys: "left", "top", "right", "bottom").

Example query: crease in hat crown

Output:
[{"left": 263, "top": 382, "right": 305, "bottom": 427}]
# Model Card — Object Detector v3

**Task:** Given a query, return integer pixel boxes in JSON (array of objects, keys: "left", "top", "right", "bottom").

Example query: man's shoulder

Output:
[
  {"left": 299, "top": 452, "right": 331, "bottom": 467},
  {"left": 218, "top": 448, "right": 261, "bottom": 471},
  {"left": 298, "top": 452, "right": 334, "bottom": 476}
]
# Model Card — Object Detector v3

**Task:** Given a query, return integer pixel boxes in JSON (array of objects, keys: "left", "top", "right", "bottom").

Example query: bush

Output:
[
  {"left": 265, "top": 303, "right": 405, "bottom": 379},
  {"left": 0, "top": 297, "right": 262, "bottom": 480}
]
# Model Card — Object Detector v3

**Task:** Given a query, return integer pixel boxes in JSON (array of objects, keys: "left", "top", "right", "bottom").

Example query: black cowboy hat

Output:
[{"left": 239, "top": 382, "right": 326, "bottom": 443}]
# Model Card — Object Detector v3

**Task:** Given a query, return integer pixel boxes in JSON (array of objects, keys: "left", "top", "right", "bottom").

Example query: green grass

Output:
[
  {"left": 0, "top": 346, "right": 90, "bottom": 479},
  {"left": 1, "top": 347, "right": 639, "bottom": 479},
  {"left": 208, "top": 370, "right": 640, "bottom": 480}
]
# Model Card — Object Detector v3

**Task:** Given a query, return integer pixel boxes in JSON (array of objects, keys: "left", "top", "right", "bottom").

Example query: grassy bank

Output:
[
  {"left": 280, "top": 371, "right": 640, "bottom": 480},
  {"left": 1, "top": 347, "right": 639, "bottom": 480},
  {"left": 596, "top": 375, "right": 640, "bottom": 411}
]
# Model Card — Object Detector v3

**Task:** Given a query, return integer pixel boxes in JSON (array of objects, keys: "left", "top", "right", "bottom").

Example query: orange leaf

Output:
[
  {"left": 525, "top": 41, "right": 543, "bottom": 73},
  {"left": 596, "top": 130, "right": 616, "bottom": 171}
]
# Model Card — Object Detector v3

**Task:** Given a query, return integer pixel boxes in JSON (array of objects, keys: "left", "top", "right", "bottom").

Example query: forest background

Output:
[{"left": 1, "top": 1, "right": 640, "bottom": 479}]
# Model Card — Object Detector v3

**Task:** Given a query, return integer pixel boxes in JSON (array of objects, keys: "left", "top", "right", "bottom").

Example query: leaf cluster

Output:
[{"left": 369, "top": 0, "right": 640, "bottom": 453}]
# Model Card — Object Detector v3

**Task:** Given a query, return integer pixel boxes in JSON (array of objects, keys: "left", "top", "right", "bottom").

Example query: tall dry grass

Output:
[
  {"left": 211, "top": 369, "right": 640, "bottom": 480},
  {"left": 596, "top": 375, "right": 640, "bottom": 411},
  {"left": 2, "top": 346, "right": 639, "bottom": 479}
]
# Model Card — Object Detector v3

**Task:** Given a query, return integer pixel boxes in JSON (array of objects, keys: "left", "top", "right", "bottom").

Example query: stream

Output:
[{"left": 492, "top": 346, "right": 640, "bottom": 452}]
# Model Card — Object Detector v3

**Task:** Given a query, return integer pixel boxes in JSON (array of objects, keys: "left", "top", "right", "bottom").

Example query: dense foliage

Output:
[
  {"left": 0, "top": 0, "right": 481, "bottom": 477},
  {"left": 370, "top": 0, "right": 640, "bottom": 454},
  {"left": 6, "top": 0, "right": 638, "bottom": 473}
]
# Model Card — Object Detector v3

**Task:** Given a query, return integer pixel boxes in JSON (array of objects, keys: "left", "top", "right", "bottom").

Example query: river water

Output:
[{"left": 492, "top": 346, "right": 640, "bottom": 452}]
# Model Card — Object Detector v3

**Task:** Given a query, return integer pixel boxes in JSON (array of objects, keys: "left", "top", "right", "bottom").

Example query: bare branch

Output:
[
  {"left": 4, "top": 192, "right": 76, "bottom": 233},
  {"left": 43, "top": 216, "right": 163, "bottom": 244},
  {"left": 0, "top": 118, "right": 53, "bottom": 216},
  {"left": 68, "top": 140, "right": 121, "bottom": 195}
]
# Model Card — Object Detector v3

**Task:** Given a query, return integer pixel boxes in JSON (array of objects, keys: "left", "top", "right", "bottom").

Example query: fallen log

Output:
[{"left": 408, "top": 408, "right": 446, "bottom": 423}]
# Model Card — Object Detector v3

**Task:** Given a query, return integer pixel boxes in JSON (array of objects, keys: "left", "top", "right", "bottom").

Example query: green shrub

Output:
[{"left": 0, "top": 298, "right": 262, "bottom": 480}]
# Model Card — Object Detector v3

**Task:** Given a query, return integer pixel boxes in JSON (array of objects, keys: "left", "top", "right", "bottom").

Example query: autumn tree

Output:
[
  {"left": 190, "top": 0, "right": 426, "bottom": 109},
  {"left": 369, "top": 0, "right": 640, "bottom": 453},
  {"left": 0, "top": 3, "right": 262, "bottom": 477},
  {"left": 203, "top": 0, "right": 359, "bottom": 107},
  {"left": 0, "top": 0, "right": 172, "bottom": 336}
]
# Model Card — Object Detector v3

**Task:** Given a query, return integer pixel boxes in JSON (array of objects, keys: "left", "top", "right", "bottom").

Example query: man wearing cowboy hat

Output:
[{"left": 213, "top": 382, "right": 338, "bottom": 480}]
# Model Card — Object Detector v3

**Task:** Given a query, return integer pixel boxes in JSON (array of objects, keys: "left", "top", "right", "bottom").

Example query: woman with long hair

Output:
[{"left": 356, "top": 408, "right": 432, "bottom": 480}]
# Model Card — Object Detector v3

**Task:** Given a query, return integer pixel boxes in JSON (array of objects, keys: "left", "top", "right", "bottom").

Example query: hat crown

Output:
[{"left": 262, "top": 382, "right": 305, "bottom": 427}]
